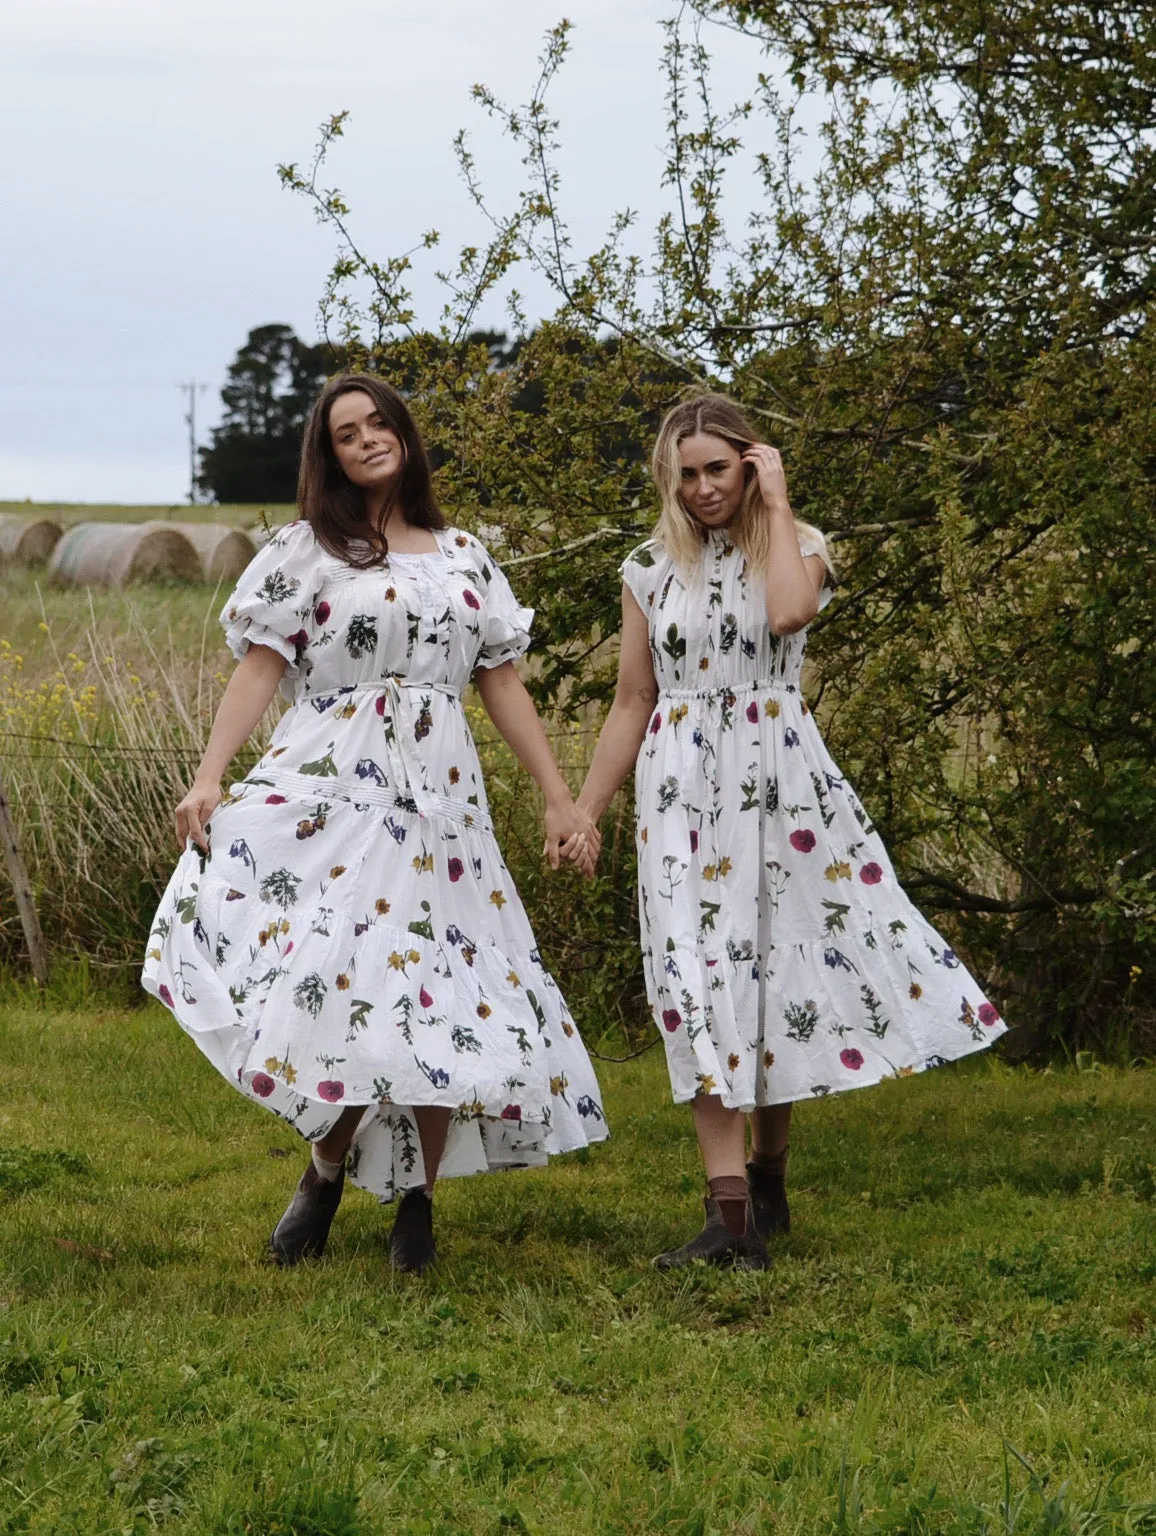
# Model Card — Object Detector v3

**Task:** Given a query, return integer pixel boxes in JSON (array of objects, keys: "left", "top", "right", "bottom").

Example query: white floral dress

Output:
[
  {"left": 143, "top": 522, "right": 608, "bottom": 1199},
  {"left": 622, "top": 528, "right": 1006, "bottom": 1108}
]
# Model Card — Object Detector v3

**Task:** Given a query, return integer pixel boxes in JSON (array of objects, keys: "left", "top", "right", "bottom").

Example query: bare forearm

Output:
[
  {"left": 763, "top": 509, "right": 819, "bottom": 635},
  {"left": 196, "top": 646, "right": 287, "bottom": 784},
  {"left": 577, "top": 696, "right": 653, "bottom": 821},
  {"left": 473, "top": 664, "right": 571, "bottom": 805}
]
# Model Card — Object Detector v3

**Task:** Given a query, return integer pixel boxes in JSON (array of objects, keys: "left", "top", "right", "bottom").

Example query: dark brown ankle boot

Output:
[
  {"left": 653, "top": 1196, "right": 769, "bottom": 1271},
  {"left": 390, "top": 1187, "right": 437, "bottom": 1274},
  {"left": 269, "top": 1161, "right": 345, "bottom": 1266},
  {"left": 747, "top": 1149, "right": 790, "bottom": 1240}
]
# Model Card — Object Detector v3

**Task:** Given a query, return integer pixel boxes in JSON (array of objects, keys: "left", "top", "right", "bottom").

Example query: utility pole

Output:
[{"left": 178, "top": 381, "right": 208, "bottom": 504}]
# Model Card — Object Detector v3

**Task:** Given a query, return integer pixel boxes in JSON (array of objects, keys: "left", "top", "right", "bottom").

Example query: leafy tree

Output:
[
  {"left": 279, "top": 4, "right": 1156, "bottom": 1053},
  {"left": 198, "top": 324, "right": 343, "bottom": 503}
]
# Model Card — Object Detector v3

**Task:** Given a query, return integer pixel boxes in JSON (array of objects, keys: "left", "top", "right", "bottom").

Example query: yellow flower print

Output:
[
  {"left": 669, "top": 703, "right": 688, "bottom": 724},
  {"left": 258, "top": 930, "right": 269, "bottom": 946},
  {"left": 477, "top": 1001, "right": 492, "bottom": 1019},
  {"left": 763, "top": 1050, "right": 775, "bottom": 1069},
  {"left": 407, "top": 949, "right": 421, "bottom": 964},
  {"left": 765, "top": 699, "right": 781, "bottom": 719},
  {"left": 550, "top": 1074, "right": 568, "bottom": 1096},
  {"left": 898, "top": 1064, "right": 915, "bottom": 1077},
  {"left": 696, "top": 1074, "right": 717, "bottom": 1094},
  {"left": 330, "top": 865, "right": 347, "bottom": 879},
  {"left": 562, "top": 1020, "right": 575, "bottom": 1037},
  {"left": 698, "top": 656, "right": 711, "bottom": 671},
  {"left": 375, "top": 898, "right": 391, "bottom": 914},
  {"left": 279, "top": 919, "right": 291, "bottom": 934},
  {"left": 335, "top": 973, "right": 350, "bottom": 991},
  {"left": 640, "top": 826, "right": 649, "bottom": 844},
  {"left": 909, "top": 983, "right": 923, "bottom": 1000},
  {"left": 702, "top": 864, "right": 718, "bottom": 882},
  {"left": 388, "top": 951, "right": 406, "bottom": 970},
  {"left": 337, "top": 702, "right": 357, "bottom": 718},
  {"left": 718, "top": 856, "right": 733, "bottom": 878},
  {"left": 727, "top": 1053, "right": 741, "bottom": 1072},
  {"left": 146, "top": 947, "right": 161, "bottom": 961},
  {"left": 448, "top": 766, "right": 460, "bottom": 784},
  {"left": 385, "top": 586, "right": 397, "bottom": 601},
  {"left": 412, "top": 853, "right": 434, "bottom": 873},
  {"left": 824, "top": 861, "right": 852, "bottom": 882},
  {"left": 284, "top": 1063, "right": 297, "bottom": 1085},
  {"left": 490, "top": 890, "right": 507, "bottom": 909},
  {"left": 264, "top": 1056, "right": 282, "bottom": 1074},
  {"left": 455, "top": 534, "right": 468, "bottom": 547},
  {"left": 506, "top": 970, "right": 521, "bottom": 988}
]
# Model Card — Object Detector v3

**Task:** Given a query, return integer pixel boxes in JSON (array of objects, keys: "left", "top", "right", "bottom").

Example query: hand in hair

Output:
[{"left": 741, "top": 443, "right": 792, "bottom": 518}]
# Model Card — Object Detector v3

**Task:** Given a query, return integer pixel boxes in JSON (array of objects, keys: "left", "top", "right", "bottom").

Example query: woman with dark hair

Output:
[
  {"left": 575, "top": 393, "right": 1005, "bottom": 1271},
  {"left": 144, "top": 374, "right": 608, "bottom": 1273}
]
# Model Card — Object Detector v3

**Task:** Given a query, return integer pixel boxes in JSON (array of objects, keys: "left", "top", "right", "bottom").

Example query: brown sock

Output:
[
  {"left": 751, "top": 1144, "right": 789, "bottom": 1178},
  {"left": 708, "top": 1175, "right": 749, "bottom": 1236}
]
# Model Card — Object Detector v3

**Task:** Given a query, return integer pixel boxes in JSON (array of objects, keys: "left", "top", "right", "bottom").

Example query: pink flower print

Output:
[
  {"left": 859, "top": 862, "right": 883, "bottom": 885},
  {"left": 840, "top": 1047, "right": 864, "bottom": 1070},
  {"left": 419, "top": 986, "right": 434, "bottom": 1009},
  {"left": 288, "top": 629, "right": 309, "bottom": 651},
  {"left": 978, "top": 1002, "right": 1001, "bottom": 1027},
  {"left": 789, "top": 829, "right": 817, "bottom": 853},
  {"left": 284, "top": 941, "right": 294, "bottom": 955},
  {"left": 265, "top": 794, "right": 287, "bottom": 804},
  {"left": 317, "top": 1080, "right": 344, "bottom": 1103},
  {"left": 314, "top": 601, "right": 330, "bottom": 624},
  {"left": 251, "top": 1072, "right": 275, "bottom": 1098},
  {"left": 158, "top": 983, "right": 174, "bottom": 1008},
  {"left": 662, "top": 1008, "right": 682, "bottom": 1032},
  {"left": 463, "top": 589, "right": 480, "bottom": 610},
  {"left": 375, "top": 694, "right": 386, "bottom": 715},
  {"left": 650, "top": 712, "right": 662, "bottom": 734},
  {"left": 746, "top": 701, "right": 759, "bottom": 723},
  {"left": 690, "top": 829, "right": 699, "bottom": 853},
  {"left": 447, "top": 857, "right": 465, "bottom": 882},
  {"left": 500, "top": 1104, "right": 522, "bottom": 1120}
]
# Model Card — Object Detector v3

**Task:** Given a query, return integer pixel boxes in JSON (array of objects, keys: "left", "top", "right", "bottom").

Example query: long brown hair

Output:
[
  {"left": 297, "top": 373, "right": 446, "bottom": 567},
  {"left": 652, "top": 393, "right": 833, "bottom": 579}
]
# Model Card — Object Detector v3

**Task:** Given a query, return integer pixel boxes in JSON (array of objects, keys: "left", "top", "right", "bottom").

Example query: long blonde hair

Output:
[{"left": 651, "top": 394, "right": 834, "bottom": 579}]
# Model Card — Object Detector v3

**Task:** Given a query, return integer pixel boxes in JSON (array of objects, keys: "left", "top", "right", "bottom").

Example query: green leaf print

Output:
[
  {"left": 525, "top": 989, "right": 548, "bottom": 1034},
  {"left": 259, "top": 868, "right": 301, "bottom": 908},
  {"left": 298, "top": 744, "right": 339, "bottom": 777},
  {"left": 860, "top": 985, "right": 890, "bottom": 1038},
  {"left": 344, "top": 614, "right": 378, "bottom": 660},
  {"left": 821, "top": 899, "right": 850, "bottom": 935},
  {"left": 257, "top": 569, "right": 300, "bottom": 604},
  {"left": 407, "top": 900, "right": 435, "bottom": 941},
  {"left": 175, "top": 889, "right": 199, "bottom": 924},
  {"left": 740, "top": 773, "right": 760, "bottom": 812},
  {"left": 784, "top": 999, "right": 819, "bottom": 1042},
  {"left": 292, "top": 972, "right": 327, "bottom": 1017},
  {"left": 699, "top": 898, "right": 722, "bottom": 933},
  {"left": 347, "top": 998, "right": 374, "bottom": 1040},
  {"left": 632, "top": 546, "right": 656, "bottom": 569},
  {"left": 451, "top": 1023, "right": 483, "bottom": 1055},
  {"left": 661, "top": 623, "right": 686, "bottom": 661}
]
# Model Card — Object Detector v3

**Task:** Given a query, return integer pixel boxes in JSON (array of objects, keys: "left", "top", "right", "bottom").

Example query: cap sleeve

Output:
[
  {"left": 463, "top": 539, "right": 535, "bottom": 669},
  {"left": 620, "top": 539, "right": 662, "bottom": 612},
  {"left": 798, "top": 525, "right": 835, "bottom": 613},
  {"left": 219, "top": 521, "right": 321, "bottom": 677}
]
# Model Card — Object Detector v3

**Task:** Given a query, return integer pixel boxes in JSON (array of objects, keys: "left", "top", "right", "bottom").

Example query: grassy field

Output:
[
  {"left": 0, "top": 997, "right": 1153, "bottom": 1534},
  {"left": 0, "top": 500, "right": 294, "bottom": 530}
]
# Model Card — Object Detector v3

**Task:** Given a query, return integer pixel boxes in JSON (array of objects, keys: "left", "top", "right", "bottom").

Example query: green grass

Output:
[{"left": 0, "top": 999, "right": 1153, "bottom": 1533}]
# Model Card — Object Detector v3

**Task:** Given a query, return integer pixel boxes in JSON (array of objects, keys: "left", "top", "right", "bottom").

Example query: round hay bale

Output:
[
  {"left": 171, "top": 523, "right": 257, "bottom": 582},
  {"left": 49, "top": 521, "right": 202, "bottom": 587},
  {"left": 0, "top": 514, "right": 63, "bottom": 567}
]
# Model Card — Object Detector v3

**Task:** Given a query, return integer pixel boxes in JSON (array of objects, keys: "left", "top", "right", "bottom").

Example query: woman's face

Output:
[
  {"left": 677, "top": 431, "right": 746, "bottom": 529},
  {"left": 328, "top": 390, "right": 405, "bottom": 492}
]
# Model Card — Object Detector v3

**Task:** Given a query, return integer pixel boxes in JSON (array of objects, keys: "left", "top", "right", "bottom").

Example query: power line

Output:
[{"left": 176, "top": 381, "right": 209, "bottom": 505}]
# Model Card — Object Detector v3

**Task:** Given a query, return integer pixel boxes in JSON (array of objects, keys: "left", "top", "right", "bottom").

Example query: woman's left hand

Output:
[
  {"left": 543, "top": 800, "right": 602, "bottom": 878},
  {"left": 741, "top": 442, "right": 791, "bottom": 517}
]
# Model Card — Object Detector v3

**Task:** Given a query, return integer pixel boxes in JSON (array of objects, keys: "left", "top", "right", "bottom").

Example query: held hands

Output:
[
  {"left": 741, "top": 442, "right": 791, "bottom": 517},
  {"left": 542, "top": 796, "right": 602, "bottom": 880},
  {"left": 175, "top": 777, "right": 222, "bottom": 852}
]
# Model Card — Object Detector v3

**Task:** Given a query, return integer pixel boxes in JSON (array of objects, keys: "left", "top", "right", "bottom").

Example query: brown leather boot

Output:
[
  {"left": 747, "top": 1152, "right": 790, "bottom": 1240},
  {"left": 653, "top": 1196, "right": 769, "bottom": 1271},
  {"left": 269, "top": 1162, "right": 345, "bottom": 1266}
]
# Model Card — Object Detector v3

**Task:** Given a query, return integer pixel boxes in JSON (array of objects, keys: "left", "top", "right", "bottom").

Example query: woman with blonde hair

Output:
[{"left": 576, "top": 393, "right": 1004, "bottom": 1269}]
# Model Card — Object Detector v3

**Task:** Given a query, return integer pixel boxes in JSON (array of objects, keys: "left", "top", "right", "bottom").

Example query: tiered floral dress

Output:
[
  {"left": 143, "top": 522, "right": 607, "bottom": 1200},
  {"left": 622, "top": 527, "right": 1006, "bottom": 1108}
]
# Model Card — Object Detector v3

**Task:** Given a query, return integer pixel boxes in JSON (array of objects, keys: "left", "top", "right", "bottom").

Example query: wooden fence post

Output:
[{"left": 0, "top": 764, "right": 49, "bottom": 985}]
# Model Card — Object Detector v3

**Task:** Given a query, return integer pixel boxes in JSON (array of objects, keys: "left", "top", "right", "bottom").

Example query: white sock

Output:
[{"left": 311, "top": 1146, "right": 344, "bottom": 1182}]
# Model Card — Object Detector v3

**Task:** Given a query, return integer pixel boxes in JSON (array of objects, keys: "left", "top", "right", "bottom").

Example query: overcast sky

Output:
[{"left": 1, "top": 0, "right": 760, "bottom": 505}]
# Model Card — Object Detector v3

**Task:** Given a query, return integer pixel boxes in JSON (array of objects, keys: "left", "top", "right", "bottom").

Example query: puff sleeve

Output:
[
  {"left": 219, "top": 521, "right": 322, "bottom": 678},
  {"left": 471, "top": 548, "right": 535, "bottom": 668},
  {"left": 797, "top": 525, "right": 835, "bottom": 613}
]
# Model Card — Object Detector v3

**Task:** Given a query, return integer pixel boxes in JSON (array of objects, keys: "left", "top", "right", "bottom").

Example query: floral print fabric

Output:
[
  {"left": 143, "top": 522, "right": 607, "bottom": 1199},
  {"left": 621, "top": 528, "right": 1006, "bottom": 1108}
]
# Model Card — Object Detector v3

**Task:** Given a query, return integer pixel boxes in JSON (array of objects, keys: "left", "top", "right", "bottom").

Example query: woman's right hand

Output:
[{"left": 175, "top": 778, "right": 222, "bottom": 852}]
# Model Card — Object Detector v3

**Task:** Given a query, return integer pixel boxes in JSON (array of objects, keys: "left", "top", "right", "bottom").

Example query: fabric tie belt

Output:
[
  {"left": 658, "top": 679, "right": 799, "bottom": 700},
  {"left": 253, "top": 678, "right": 486, "bottom": 829}
]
